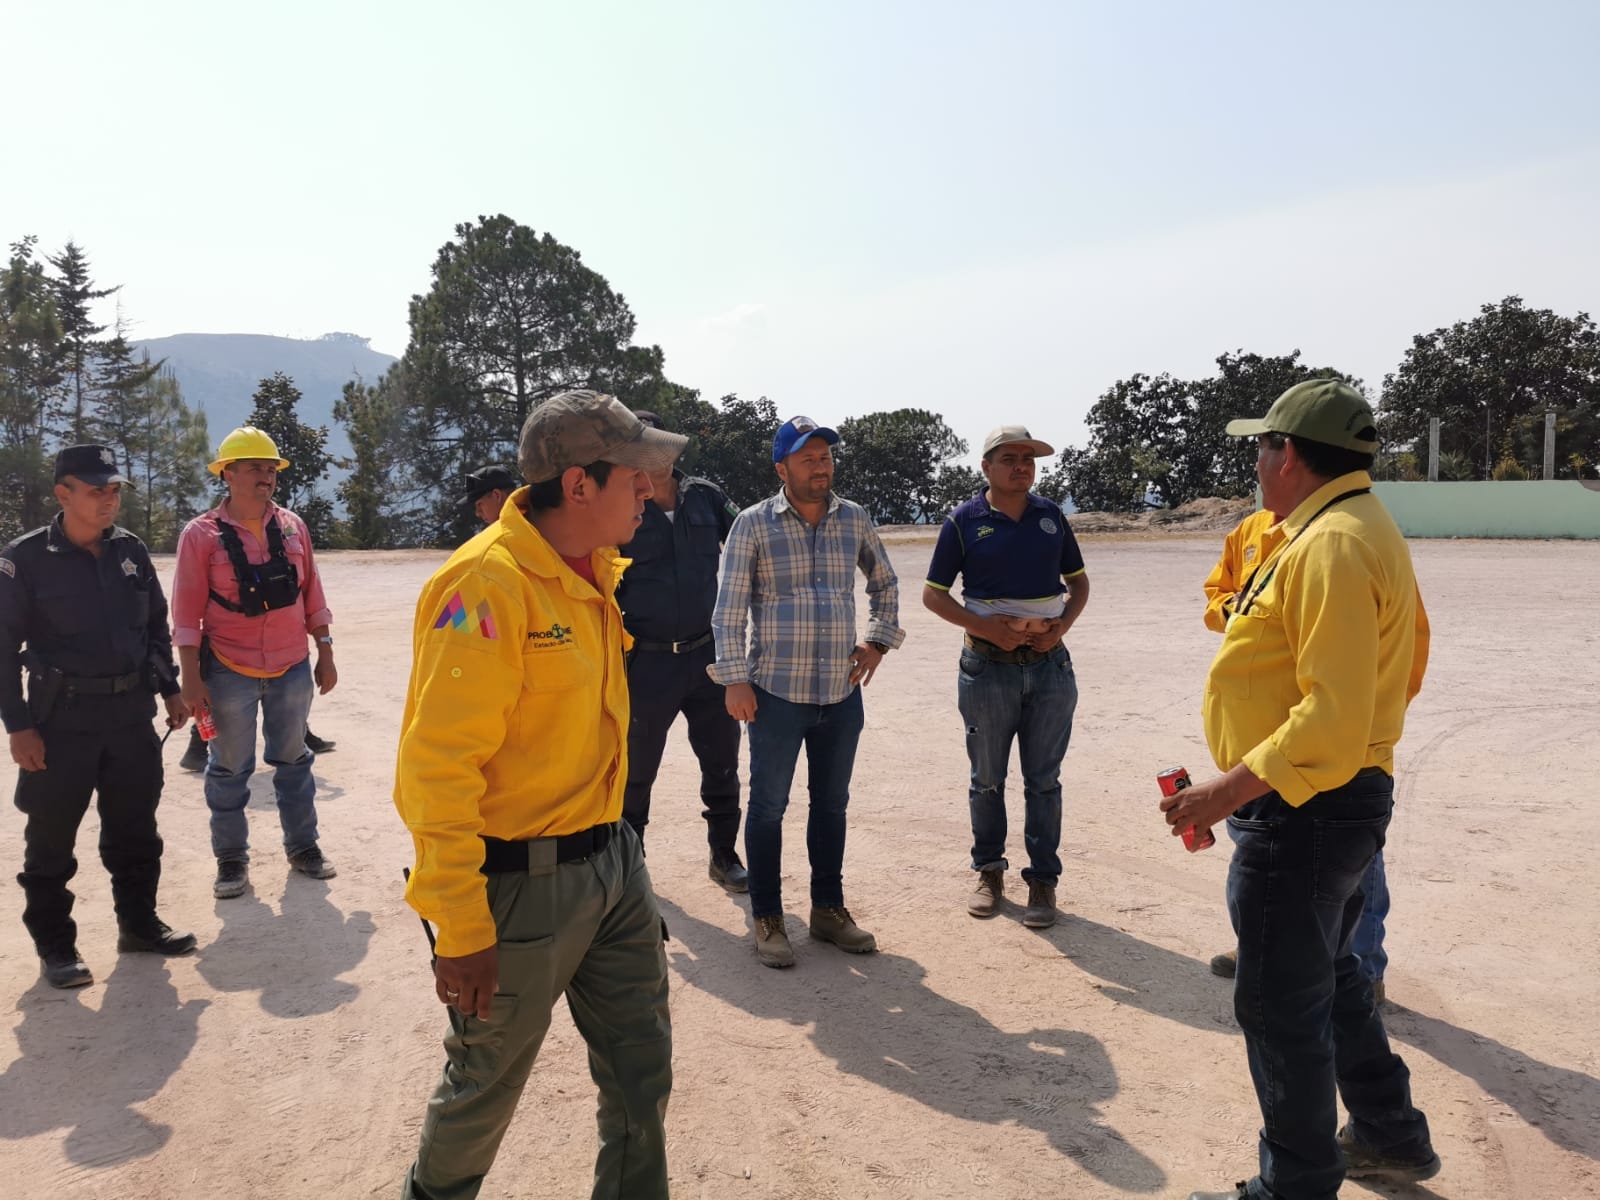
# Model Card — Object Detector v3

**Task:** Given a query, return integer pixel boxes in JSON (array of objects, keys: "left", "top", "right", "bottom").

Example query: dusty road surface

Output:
[{"left": 2, "top": 534, "right": 1596, "bottom": 1199}]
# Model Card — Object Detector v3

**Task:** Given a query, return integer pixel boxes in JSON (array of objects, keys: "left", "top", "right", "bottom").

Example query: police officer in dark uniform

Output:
[
  {"left": 1, "top": 445, "right": 197, "bottom": 989},
  {"left": 461, "top": 463, "right": 519, "bottom": 526},
  {"left": 616, "top": 412, "right": 749, "bottom": 890}
]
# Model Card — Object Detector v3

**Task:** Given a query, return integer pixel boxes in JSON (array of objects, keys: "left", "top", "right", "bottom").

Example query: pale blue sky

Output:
[{"left": 7, "top": 0, "right": 1598, "bottom": 456}]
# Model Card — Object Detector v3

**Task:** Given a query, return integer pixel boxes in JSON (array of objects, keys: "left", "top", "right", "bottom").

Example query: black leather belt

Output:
[
  {"left": 630, "top": 630, "right": 713, "bottom": 655},
  {"left": 62, "top": 671, "right": 142, "bottom": 695},
  {"left": 963, "top": 635, "right": 1048, "bottom": 666},
  {"left": 480, "top": 823, "right": 617, "bottom": 873}
]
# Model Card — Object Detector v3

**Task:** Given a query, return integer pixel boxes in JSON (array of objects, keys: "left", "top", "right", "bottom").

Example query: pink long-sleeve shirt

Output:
[{"left": 172, "top": 500, "right": 333, "bottom": 674}]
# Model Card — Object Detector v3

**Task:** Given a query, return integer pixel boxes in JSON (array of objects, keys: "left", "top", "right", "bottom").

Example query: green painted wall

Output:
[{"left": 1373, "top": 480, "right": 1600, "bottom": 539}]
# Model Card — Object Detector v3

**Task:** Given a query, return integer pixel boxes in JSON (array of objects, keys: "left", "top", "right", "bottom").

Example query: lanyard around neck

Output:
[{"left": 1232, "top": 488, "right": 1370, "bottom": 620}]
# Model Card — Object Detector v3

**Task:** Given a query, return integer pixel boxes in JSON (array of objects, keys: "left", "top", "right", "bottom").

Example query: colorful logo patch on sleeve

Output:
[{"left": 433, "top": 590, "right": 498, "bottom": 639}]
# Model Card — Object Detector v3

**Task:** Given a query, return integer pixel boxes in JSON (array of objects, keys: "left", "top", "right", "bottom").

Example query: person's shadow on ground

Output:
[
  {"left": 195, "top": 875, "right": 373, "bottom": 1018},
  {"left": 656, "top": 898, "right": 1166, "bottom": 1194},
  {"left": 1388, "top": 1005, "right": 1600, "bottom": 1163},
  {"left": 0, "top": 959, "right": 208, "bottom": 1173},
  {"left": 1055, "top": 913, "right": 1600, "bottom": 1167},
  {"left": 1034, "top": 913, "right": 1240, "bottom": 1034}
]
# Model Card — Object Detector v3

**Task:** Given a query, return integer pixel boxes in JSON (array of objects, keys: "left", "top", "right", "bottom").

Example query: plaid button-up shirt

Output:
[{"left": 709, "top": 490, "right": 905, "bottom": 705}]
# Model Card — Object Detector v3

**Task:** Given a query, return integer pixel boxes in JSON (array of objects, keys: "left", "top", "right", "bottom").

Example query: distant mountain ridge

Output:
[{"left": 132, "top": 332, "right": 399, "bottom": 470}]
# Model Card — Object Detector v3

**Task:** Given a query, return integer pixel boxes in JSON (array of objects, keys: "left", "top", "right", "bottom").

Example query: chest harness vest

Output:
[{"left": 209, "top": 516, "right": 300, "bottom": 616}]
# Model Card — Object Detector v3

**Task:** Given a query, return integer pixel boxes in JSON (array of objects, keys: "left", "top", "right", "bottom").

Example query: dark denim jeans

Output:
[
  {"left": 622, "top": 643, "right": 742, "bottom": 852},
  {"left": 956, "top": 644, "right": 1077, "bottom": 884},
  {"left": 742, "top": 686, "right": 864, "bottom": 920},
  {"left": 1227, "top": 770, "right": 1430, "bottom": 1199}
]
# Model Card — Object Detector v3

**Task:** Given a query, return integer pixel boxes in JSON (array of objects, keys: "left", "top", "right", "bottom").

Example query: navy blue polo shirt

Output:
[{"left": 925, "top": 490, "right": 1085, "bottom": 601}]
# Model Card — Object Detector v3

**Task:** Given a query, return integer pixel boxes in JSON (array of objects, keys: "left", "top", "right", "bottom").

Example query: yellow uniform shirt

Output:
[
  {"left": 1201, "top": 509, "right": 1283, "bottom": 633},
  {"left": 1203, "top": 472, "right": 1430, "bottom": 807},
  {"left": 393, "top": 492, "right": 634, "bottom": 957}
]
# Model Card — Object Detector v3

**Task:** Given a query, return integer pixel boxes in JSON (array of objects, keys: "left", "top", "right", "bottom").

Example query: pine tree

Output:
[
  {"left": 0, "top": 237, "right": 66, "bottom": 537},
  {"left": 245, "top": 372, "right": 335, "bottom": 543}
]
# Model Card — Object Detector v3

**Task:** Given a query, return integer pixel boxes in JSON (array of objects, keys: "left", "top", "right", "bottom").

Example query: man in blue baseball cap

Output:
[{"left": 709, "top": 414, "right": 905, "bottom": 968}]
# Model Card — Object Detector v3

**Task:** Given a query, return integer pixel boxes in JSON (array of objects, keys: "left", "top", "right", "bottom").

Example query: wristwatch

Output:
[
  {"left": 316, "top": 635, "right": 334, "bottom": 646},
  {"left": 868, "top": 641, "right": 889, "bottom": 655}
]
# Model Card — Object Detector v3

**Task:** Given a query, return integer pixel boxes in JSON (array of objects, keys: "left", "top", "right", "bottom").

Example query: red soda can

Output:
[
  {"left": 196, "top": 706, "right": 217, "bottom": 741},
  {"left": 1157, "top": 766, "right": 1215, "bottom": 852}
]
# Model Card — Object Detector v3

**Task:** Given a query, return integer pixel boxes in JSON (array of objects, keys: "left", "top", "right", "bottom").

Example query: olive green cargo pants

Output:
[{"left": 402, "top": 823, "right": 671, "bottom": 1199}]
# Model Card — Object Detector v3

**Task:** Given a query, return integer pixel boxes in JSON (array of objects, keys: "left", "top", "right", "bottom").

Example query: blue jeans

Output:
[
  {"left": 1353, "top": 850, "right": 1388, "bottom": 982},
  {"left": 742, "top": 686, "right": 863, "bottom": 920},
  {"left": 1227, "top": 771, "right": 1430, "bottom": 1199},
  {"left": 956, "top": 644, "right": 1077, "bottom": 884},
  {"left": 204, "top": 656, "right": 319, "bottom": 862}
]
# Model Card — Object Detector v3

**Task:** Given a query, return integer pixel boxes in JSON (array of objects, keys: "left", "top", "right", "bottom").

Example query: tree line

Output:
[{"left": 7, "top": 218, "right": 1598, "bottom": 549}]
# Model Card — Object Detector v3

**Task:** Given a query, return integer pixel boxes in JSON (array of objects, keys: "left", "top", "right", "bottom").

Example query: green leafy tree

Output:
[
  {"left": 927, "top": 463, "right": 985, "bottom": 519},
  {"left": 246, "top": 372, "right": 335, "bottom": 543},
  {"left": 1379, "top": 296, "right": 1600, "bottom": 479},
  {"left": 685, "top": 394, "right": 782, "bottom": 509},
  {"left": 1055, "top": 351, "right": 1355, "bottom": 511},
  {"left": 832, "top": 408, "right": 972, "bottom": 524},
  {"left": 396, "top": 214, "right": 687, "bottom": 540},
  {"left": 0, "top": 237, "right": 66, "bottom": 536}
]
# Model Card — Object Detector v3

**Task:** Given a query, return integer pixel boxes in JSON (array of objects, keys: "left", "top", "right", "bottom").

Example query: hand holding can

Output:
[{"left": 1157, "top": 766, "right": 1215, "bottom": 852}]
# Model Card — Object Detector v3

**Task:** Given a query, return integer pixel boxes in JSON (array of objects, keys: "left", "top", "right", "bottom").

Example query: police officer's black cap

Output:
[
  {"left": 460, "top": 464, "right": 520, "bottom": 511},
  {"left": 54, "top": 444, "right": 132, "bottom": 487}
]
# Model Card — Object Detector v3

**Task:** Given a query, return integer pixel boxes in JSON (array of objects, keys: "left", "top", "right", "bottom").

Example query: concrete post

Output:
[
  {"left": 1545, "top": 411, "right": 1557, "bottom": 480},
  {"left": 1428, "top": 418, "right": 1440, "bottom": 481}
]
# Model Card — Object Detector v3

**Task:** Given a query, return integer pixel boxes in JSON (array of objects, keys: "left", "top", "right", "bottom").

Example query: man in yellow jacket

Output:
[
  {"left": 1201, "top": 508, "right": 1428, "bottom": 1003},
  {"left": 1162, "top": 380, "right": 1439, "bottom": 1200},
  {"left": 394, "top": 390, "right": 686, "bottom": 1200}
]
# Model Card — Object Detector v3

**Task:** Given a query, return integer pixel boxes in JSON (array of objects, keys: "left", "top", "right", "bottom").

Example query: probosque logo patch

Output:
[
  {"left": 528, "top": 621, "right": 574, "bottom": 647},
  {"left": 433, "top": 591, "right": 498, "bottom": 640}
]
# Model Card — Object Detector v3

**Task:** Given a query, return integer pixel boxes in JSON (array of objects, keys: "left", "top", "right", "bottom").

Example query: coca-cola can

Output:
[
  {"left": 1157, "top": 766, "right": 1216, "bottom": 852},
  {"left": 196, "top": 706, "right": 217, "bottom": 742}
]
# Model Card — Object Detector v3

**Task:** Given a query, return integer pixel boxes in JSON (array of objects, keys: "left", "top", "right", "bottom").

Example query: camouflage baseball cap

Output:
[{"left": 518, "top": 390, "right": 688, "bottom": 483}]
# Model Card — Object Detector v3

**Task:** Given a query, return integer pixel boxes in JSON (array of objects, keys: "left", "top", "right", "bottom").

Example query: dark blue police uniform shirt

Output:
[
  {"left": 925, "top": 490, "right": 1085, "bottom": 601},
  {"left": 0, "top": 515, "right": 178, "bottom": 733},
  {"left": 616, "top": 472, "right": 739, "bottom": 643}
]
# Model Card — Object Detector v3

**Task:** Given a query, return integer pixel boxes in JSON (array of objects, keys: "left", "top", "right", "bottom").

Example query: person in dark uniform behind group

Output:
[
  {"left": 461, "top": 463, "right": 519, "bottom": 526},
  {"left": 615, "top": 412, "right": 748, "bottom": 890},
  {"left": 1, "top": 445, "right": 198, "bottom": 989}
]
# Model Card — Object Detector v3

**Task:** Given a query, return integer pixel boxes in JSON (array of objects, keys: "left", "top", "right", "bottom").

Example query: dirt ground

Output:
[{"left": 2, "top": 532, "right": 1596, "bottom": 1200}]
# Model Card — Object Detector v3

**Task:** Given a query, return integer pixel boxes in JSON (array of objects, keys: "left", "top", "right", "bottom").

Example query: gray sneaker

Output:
[
  {"left": 754, "top": 915, "right": 795, "bottom": 968},
  {"left": 214, "top": 859, "right": 249, "bottom": 899}
]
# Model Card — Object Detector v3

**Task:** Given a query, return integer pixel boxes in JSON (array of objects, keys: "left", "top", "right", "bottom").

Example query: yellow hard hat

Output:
[{"left": 209, "top": 426, "right": 290, "bottom": 476}]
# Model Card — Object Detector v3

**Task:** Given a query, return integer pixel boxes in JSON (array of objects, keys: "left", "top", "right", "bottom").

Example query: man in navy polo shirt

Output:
[{"left": 922, "top": 425, "right": 1089, "bottom": 928}]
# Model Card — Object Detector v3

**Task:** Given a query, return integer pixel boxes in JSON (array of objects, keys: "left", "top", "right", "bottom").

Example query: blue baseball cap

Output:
[{"left": 772, "top": 415, "right": 840, "bottom": 463}]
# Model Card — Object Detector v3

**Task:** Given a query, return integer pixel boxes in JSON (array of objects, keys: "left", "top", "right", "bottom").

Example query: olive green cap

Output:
[{"left": 1225, "top": 379, "right": 1378, "bottom": 452}]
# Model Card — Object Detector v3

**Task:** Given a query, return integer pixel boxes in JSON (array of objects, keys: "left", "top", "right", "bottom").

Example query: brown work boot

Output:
[
  {"left": 1022, "top": 880, "right": 1058, "bottom": 929},
  {"left": 809, "top": 906, "right": 877, "bottom": 953},
  {"left": 1210, "top": 949, "right": 1238, "bottom": 978},
  {"left": 968, "top": 868, "right": 1004, "bottom": 918},
  {"left": 753, "top": 915, "right": 795, "bottom": 968}
]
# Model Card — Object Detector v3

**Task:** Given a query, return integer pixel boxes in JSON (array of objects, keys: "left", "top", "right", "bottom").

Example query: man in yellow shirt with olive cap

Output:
[
  {"left": 394, "top": 390, "right": 685, "bottom": 1200},
  {"left": 1161, "top": 380, "right": 1439, "bottom": 1200}
]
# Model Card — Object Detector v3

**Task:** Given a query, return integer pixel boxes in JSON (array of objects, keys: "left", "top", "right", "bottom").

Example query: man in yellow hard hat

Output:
[{"left": 171, "top": 426, "right": 338, "bottom": 900}]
